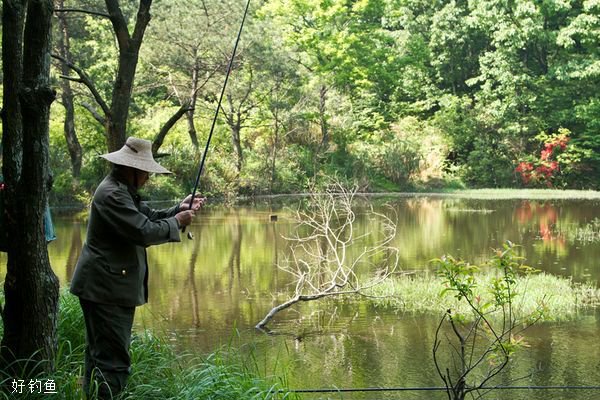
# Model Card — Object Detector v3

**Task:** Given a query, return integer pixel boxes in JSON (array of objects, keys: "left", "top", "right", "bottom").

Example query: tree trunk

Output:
[
  {"left": 187, "top": 111, "right": 199, "bottom": 148},
  {"left": 105, "top": 0, "right": 152, "bottom": 151},
  {"left": 1, "top": 0, "right": 60, "bottom": 376},
  {"left": 269, "top": 110, "right": 280, "bottom": 194},
  {"left": 319, "top": 85, "right": 329, "bottom": 151},
  {"left": 225, "top": 95, "right": 244, "bottom": 174},
  {"left": 108, "top": 49, "right": 139, "bottom": 151},
  {"left": 232, "top": 121, "right": 243, "bottom": 174},
  {"left": 187, "top": 64, "right": 200, "bottom": 148},
  {"left": 56, "top": 0, "right": 82, "bottom": 177}
]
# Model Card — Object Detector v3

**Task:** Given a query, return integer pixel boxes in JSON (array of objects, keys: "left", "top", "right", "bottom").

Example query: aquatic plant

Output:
[
  {"left": 433, "top": 242, "right": 546, "bottom": 400},
  {"left": 367, "top": 268, "right": 599, "bottom": 320}
]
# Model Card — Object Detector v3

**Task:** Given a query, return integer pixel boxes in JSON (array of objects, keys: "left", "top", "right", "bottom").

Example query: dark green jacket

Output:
[{"left": 70, "top": 174, "right": 181, "bottom": 307}]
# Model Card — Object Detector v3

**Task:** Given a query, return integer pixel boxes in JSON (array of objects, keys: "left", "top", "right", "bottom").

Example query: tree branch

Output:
[
  {"left": 152, "top": 102, "right": 193, "bottom": 155},
  {"left": 51, "top": 53, "right": 111, "bottom": 118},
  {"left": 53, "top": 8, "right": 110, "bottom": 18},
  {"left": 80, "top": 101, "right": 107, "bottom": 127},
  {"left": 58, "top": 75, "right": 83, "bottom": 83},
  {"left": 132, "top": 0, "right": 152, "bottom": 45},
  {"left": 105, "top": 0, "right": 131, "bottom": 50}
]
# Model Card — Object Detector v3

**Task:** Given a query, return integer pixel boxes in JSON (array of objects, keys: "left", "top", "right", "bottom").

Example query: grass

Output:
[
  {"left": 0, "top": 291, "right": 296, "bottom": 400},
  {"left": 366, "top": 188, "right": 600, "bottom": 200},
  {"left": 366, "top": 270, "right": 600, "bottom": 321}
]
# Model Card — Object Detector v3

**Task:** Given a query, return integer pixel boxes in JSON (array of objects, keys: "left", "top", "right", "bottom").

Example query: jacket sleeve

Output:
[
  {"left": 98, "top": 189, "right": 180, "bottom": 247},
  {"left": 139, "top": 202, "right": 180, "bottom": 221}
]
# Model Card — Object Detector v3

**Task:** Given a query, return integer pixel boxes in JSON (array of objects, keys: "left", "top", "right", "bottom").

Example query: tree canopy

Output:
[{"left": 9, "top": 0, "right": 599, "bottom": 204}]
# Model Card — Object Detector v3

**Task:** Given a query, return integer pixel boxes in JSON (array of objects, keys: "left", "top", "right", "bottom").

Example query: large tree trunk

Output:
[
  {"left": 56, "top": 0, "right": 82, "bottom": 177},
  {"left": 105, "top": 0, "right": 152, "bottom": 151},
  {"left": 107, "top": 49, "right": 139, "bottom": 151},
  {"left": 1, "top": 0, "right": 60, "bottom": 375}
]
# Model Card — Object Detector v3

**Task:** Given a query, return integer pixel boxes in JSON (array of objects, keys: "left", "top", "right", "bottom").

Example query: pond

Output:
[{"left": 2, "top": 195, "right": 600, "bottom": 399}]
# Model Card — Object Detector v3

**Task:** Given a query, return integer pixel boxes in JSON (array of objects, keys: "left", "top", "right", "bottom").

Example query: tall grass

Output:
[
  {"left": 366, "top": 271, "right": 600, "bottom": 320},
  {"left": 0, "top": 291, "right": 296, "bottom": 399}
]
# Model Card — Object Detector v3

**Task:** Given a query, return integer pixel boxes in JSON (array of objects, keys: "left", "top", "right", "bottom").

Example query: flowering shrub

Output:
[{"left": 516, "top": 129, "right": 571, "bottom": 188}]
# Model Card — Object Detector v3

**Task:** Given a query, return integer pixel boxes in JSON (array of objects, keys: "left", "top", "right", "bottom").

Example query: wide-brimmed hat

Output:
[{"left": 100, "top": 137, "right": 172, "bottom": 174}]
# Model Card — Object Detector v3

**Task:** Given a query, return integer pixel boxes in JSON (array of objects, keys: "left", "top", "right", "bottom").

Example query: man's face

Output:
[{"left": 135, "top": 169, "right": 150, "bottom": 188}]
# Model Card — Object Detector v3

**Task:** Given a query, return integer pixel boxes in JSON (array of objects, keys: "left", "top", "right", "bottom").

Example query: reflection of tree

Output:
[
  {"left": 514, "top": 201, "right": 566, "bottom": 251},
  {"left": 270, "top": 219, "right": 279, "bottom": 289},
  {"left": 186, "top": 228, "right": 202, "bottom": 328},
  {"left": 227, "top": 213, "right": 242, "bottom": 294},
  {"left": 65, "top": 222, "right": 82, "bottom": 279}
]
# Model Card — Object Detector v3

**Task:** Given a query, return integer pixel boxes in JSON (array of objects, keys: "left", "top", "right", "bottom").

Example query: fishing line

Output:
[
  {"left": 279, "top": 385, "right": 600, "bottom": 393},
  {"left": 185, "top": 0, "right": 252, "bottom": 239}
]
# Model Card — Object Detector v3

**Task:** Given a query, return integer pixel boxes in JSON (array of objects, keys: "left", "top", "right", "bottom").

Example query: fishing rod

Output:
[{"left": 185, "top": 0, "right": 252, "bottom": 240}]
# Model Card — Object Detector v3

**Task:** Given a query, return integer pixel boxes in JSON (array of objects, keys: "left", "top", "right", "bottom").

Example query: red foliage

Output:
[{"left": 515, "top": 132, "right": 570, "bottom": 188}]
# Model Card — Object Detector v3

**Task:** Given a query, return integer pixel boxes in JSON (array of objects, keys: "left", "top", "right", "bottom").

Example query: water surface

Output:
[{"left": 2, "top": 196, "right": 599, "bottom": 399}]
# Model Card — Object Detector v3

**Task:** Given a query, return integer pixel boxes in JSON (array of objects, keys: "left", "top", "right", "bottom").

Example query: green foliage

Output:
[
  {"left": 125, "top": 333, "right": 292, "bottom": 400},
  {"left": 435, "top": 241, "right": 540, "bottom": 312},
  {"left": 435, "top": 255, "right": 479, "bottom": 301},
  {"left": 432, "top": 242, "right": 543, "bottom": 399},
  {"left": 464, "top": 137, "right": 516, "bottom": 187},
  {"left": 44, "top": 0, "right": 600, "bottom": 202},
  {"left": 367, "top": 269, "right": 599, "bottom": 319}
]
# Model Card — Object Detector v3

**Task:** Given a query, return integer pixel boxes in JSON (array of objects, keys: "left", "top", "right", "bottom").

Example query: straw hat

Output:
[{"left": 100, "top": 137, "right": 172, "bottom": 174}]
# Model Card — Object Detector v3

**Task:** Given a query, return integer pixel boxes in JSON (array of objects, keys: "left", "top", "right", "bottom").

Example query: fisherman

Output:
[{"left": 70, "top": 137, "right": 204, "bottom": 399}]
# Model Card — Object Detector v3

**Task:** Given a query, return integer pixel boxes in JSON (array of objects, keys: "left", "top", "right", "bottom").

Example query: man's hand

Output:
[
  {"left": 175, "top": 210, "right": 196, "bottom": 227},
  {"left": 180, "top": 194, "right": 206, "bottom": 211}
]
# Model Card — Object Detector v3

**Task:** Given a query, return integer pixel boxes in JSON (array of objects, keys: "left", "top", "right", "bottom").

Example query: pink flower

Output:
[
  {"left": 516, "top": 162, "right": 534, "bottom": 172},
  {"left": 540, "top": 149, "right": 552, "bottom": 160}
]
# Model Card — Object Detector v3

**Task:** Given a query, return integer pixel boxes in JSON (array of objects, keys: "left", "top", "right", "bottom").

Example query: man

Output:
[{"left": 70, "top": 137, "right": 203, "bottom": 399}]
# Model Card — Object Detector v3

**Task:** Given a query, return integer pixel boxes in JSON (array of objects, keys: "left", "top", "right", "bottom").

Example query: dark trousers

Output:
[{"left": 80, "top": 298, "right": 135, "bottom": 399}]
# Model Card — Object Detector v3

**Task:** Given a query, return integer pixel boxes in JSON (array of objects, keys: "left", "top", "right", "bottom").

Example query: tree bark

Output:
[
  {"left": 269, "top": 109, "right": 280, "bottom": 194},
  {"left": 187, "top": 63, "right": 200, "bottom": 148},
  {"left": 319, "top": 85, "right": 329, "bottom": 151},
  {"left": 105, "top": 0, "right": 152, "bottom": 151},
  {"left": 56, "top": 0, "right": 82, "bottom": 177},
  {"left": 232, "top": 121, "right": 243, "bottom": 174},
  {"left": 1, "top": 0, "right": 60, "bottom": 375},
  {"left": 225, "top": 93, "right": 244, "bottom": 174}
]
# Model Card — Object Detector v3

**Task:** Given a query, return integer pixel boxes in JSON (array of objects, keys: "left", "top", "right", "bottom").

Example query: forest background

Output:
[{"left": 4, "top": 0, "right": 600, "bottom": 204}]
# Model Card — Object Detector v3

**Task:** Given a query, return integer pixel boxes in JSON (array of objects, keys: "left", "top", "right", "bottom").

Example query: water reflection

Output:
[{"left": 1, "top": 197, "right": 599, "bottom": 399}]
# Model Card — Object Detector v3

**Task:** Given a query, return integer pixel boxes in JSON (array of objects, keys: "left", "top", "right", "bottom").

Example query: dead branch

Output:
[{"left": 256, "top": 181, "right": 399, "bottom": 331}]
